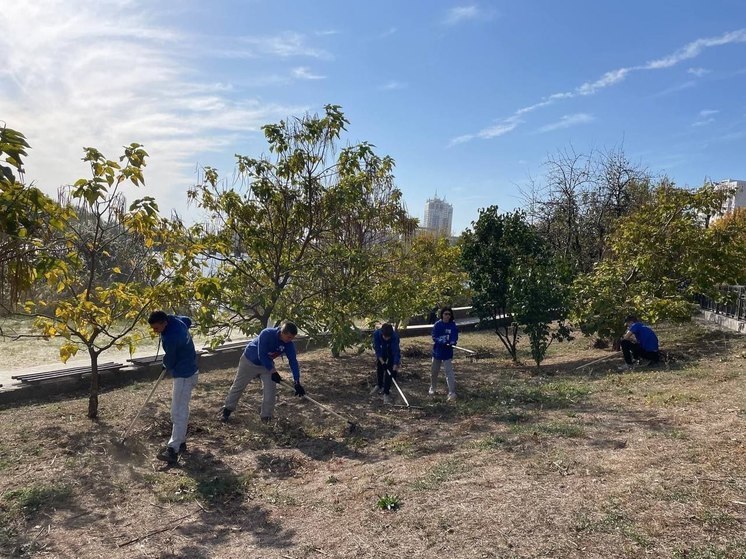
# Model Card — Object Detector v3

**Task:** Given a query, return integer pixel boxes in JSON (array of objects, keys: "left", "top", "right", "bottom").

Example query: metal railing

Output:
[{"left": 696, "top": 285, "right": 746, "bottom": 321}]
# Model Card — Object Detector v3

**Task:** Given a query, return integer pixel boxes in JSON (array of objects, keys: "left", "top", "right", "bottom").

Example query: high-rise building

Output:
[
  {"left": 423, "top": 195, "right": 453, "bottom": 237},
  {"left": 714, "top": 179, "right": 746, "bottom": 216}
]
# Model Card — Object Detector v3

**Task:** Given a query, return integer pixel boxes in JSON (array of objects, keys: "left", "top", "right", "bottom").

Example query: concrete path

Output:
[{"left": 0, "top": 339, "right": 251, "bottom": 395}]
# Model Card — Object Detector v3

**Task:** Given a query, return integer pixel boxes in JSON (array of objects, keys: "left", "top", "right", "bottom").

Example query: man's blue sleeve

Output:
[
  {"left": 285, "top": 343, "right": 301, "bottom": 383},
  {"left": 391, "top": 336, "right": 401, "bottom": 365}
]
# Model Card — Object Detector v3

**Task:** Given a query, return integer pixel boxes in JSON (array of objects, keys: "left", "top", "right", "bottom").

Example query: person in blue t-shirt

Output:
[
  {"left": 430, "top": 306, "right": 459, "bottom": 400},
  {"left": 148, "top": 311, "right": 199, "bottom": 466},
  {"left": 619, "top": 314, "right": 660, "bottom": 370},
  {"left": 371, "top": 323, "right": 401, "bottom": 405},
  {"left": 220, "top": 321, "right": 305, "bottom": 423}
]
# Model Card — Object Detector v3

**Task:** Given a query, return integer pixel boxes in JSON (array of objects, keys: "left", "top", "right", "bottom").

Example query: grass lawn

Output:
[{"left": 0, "top": 321, "right": 744, "bottom": 558}]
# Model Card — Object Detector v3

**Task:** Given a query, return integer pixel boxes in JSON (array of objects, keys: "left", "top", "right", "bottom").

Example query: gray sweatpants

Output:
[
  {"left": 431, "top": 358, "right": 456, "bottom": 395},
  {"left": 168, "top": 372, "right": 199, "bottom": 451},
  {"left": 223, "top": 354, "right": 277, "bottom": 419}
]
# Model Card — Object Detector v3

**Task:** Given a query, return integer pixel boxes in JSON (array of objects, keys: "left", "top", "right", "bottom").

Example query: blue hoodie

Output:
[
  {"left": 432, "top": 319, "right": 459, "bottom": 360},
  {"left": 161, "top": 315, "right": 198, "bottom": 378},
  {"left": 244, "top": 327, "right": 301, "bottom": 383},
  {"left": 373, "top": 328, "right": 401, "bottom": 366},
  {"left": 628, "top": 322, "right": 659, "bottom": 352}
]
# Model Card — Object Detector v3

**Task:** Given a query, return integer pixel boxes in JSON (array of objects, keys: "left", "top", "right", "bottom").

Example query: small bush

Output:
[{"left": 376, "top": 494, "right": 401, "bottom": 511}]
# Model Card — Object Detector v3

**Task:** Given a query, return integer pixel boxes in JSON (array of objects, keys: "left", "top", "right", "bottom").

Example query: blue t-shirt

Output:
[
  {"left": 244, "top": 327, "right": 300, "bottom": 383},
  {"left": 432, "top": 319, "right": 459, "bottom": 360},
  {"left": 629, "top": 322, "right": 658, "bottom": 352}
]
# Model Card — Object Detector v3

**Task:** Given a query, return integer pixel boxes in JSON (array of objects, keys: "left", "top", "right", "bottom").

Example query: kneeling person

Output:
[{"left": 620, "top": 314, "right": 660, "bottom": 370}]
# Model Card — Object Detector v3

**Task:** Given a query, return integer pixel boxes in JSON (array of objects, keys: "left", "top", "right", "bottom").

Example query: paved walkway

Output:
[
  {"left": 0, "top": 344, "right": 162, "bottom": 392},
  {"left": 0, "top": 338, "right": 252, "bottom": 394}
]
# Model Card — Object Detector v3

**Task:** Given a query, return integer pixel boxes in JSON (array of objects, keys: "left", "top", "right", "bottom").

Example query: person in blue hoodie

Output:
[
  {"left": 148, "top": 311, "right": 199, "bottom": 466},
  {"left": 371, "top": 322, "right": 401, "bottom": 405},
  {"left": 220, "top": 321, "right": 305, "bottom": 423},
  {"left": 619, "top": 314, "right": 660, "bottom": 370},
  {"left": 430, "top": 306, "right": 459, "bottom": 401}
]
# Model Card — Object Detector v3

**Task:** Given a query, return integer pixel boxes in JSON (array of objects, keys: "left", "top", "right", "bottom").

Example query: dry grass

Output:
[{"left": 0, "top": 322, "right": 745, "bottom": 558}]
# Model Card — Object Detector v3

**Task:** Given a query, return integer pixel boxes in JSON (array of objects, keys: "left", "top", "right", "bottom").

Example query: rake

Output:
[{"left": 119, "top": 338, "right": 163, "bottom": 444}]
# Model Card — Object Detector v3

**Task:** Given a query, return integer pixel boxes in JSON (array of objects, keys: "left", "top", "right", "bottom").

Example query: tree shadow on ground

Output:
[{"left": 115, "top": 448, "right": 298, "bottom": 556}]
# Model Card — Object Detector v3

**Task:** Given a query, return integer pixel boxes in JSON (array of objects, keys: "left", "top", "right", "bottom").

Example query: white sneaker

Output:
[
  {"left": 428, "top": 387, "right": 436, "bottom": 395},
  {"left": 447, "top": 393, "right": 457, "bottom": 401},
  {"left": 617, "top": 364, "right": 633, "bottom": 372},
  {"left": 370, "top": 385, "right": 383, "bottom": 395},
  {"left": 382, "top": 394, "right": 392, "bottom": 405}
]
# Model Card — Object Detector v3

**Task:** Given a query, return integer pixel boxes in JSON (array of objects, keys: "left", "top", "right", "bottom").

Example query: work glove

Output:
[
  {"left": 271, "top": 372, "right": 283, "bottom": 384},
  {"left": 294, "top": 382, "right": 306, "bottom": 397}
]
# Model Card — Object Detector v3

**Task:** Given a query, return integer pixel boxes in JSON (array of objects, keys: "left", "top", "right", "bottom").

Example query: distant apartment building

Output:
[
  {"left": 422, "top": 195, "right": 453, "bottom": 237},
  {"left": 714, "top": 179, "right": 746, "bottom": 216}
]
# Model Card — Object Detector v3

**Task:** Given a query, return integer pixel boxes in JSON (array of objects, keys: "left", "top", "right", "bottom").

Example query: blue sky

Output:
[{"left": 1, "top": 1, "right": 745, "bottom": 233}]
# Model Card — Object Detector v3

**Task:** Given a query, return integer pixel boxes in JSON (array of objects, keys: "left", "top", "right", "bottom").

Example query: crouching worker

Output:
[
  {"left": 619, "top": 314, "right": 660, "bottom": 371},
  {"left": 148, "top": 311, "right": 199, "bottom": 466},
  {"left": 220, "top": 321, "right": 305, "bottom": 423},
  {"left": 371, "top": 322, "right": 401, "bottom": 405}
]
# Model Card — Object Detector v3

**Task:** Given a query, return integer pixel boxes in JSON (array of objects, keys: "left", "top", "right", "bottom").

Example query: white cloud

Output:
[
  {"left": 644, "top": 29, "right": 746, "bottom": 70},
  {"left": 379, "top": 81, "right": 407, "bottom": 91},
  {"left": 692, "top": 118, "right": 715, "bottom": 127},
  {"left": 576, "top": 68, "right": 632, "bottom": 96},
  {"left": 687, "top": 67, "right": 710, "bottom": 77},
  {"left": 0, "top": 1, "right": 309, "bottom": 220},
  {"left": 652, "top": 80, "right": 697, "bottom": 97},
  {"left": 448, "top": 134, "right": 475, "bottom": 147},
  {"left": 537, "top": 113, "right": 594, "bottom": 133},
  {"left": 478, "top": 119, "right": 520, "bottom": 139},
  {"left": 292, "top": 67, "right": 326, "bottom": 80},
  {"left": 450, "top": 28, "right": 746, "bottom": 145},
  {"left": 692, "top": 109, "right": 719, "bottom": 127},
  {"left": 444, "top": 5, "right": 483, "bottom": 25},
  {"left": 238, "top": 31, "right": 333, "bottom": 60}
]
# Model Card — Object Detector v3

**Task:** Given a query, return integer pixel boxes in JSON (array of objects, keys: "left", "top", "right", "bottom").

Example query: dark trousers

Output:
[
  {"left": 376, "top": 360, "right": 395, "bottom": 395},
  {"left": 621, "top": 339, "right": 659, "bottom": 365}
]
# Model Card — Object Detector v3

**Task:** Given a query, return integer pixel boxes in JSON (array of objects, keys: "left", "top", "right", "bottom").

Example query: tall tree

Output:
[
  {"left": 571, "top": 180, "right": 743, "bottom": 340},
  {"left": 372, "top": 234, "right": 470, "bottom": 331},
  {"left": 187, "top": 105, "right": 413, "bottom": 348},
  {"left": 295, "top": 150, "right": 417, "bottom": 355},
  {"left": 461, "top": 207, "right": 545, "bottom": 361},
  {"left": 523, "top": 145, "right": 651, "bottom": 276},
  {"left": 0, "top": 126, "right": 63, "bottom": 312},
  {"left": 20, "top": 144, "right": 179, "bottom": 418},
  {"left": 509, "top": 256, "right": 571, "bottom": 367}
]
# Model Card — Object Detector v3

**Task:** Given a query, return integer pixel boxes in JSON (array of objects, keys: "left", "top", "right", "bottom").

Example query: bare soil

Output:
[{"left": 0, "top": 322, "right": 744, "bottom": 558}]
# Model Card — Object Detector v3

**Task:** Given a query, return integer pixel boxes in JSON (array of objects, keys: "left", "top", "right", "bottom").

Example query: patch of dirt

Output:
[{"left": 0, "top": 324, "right": 744, "bottom": 558}]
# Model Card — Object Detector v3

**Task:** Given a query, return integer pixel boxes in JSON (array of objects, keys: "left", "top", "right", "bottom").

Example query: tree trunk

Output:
[{"left": 87, "top": 354, "right": 99, "bottom": 419}]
